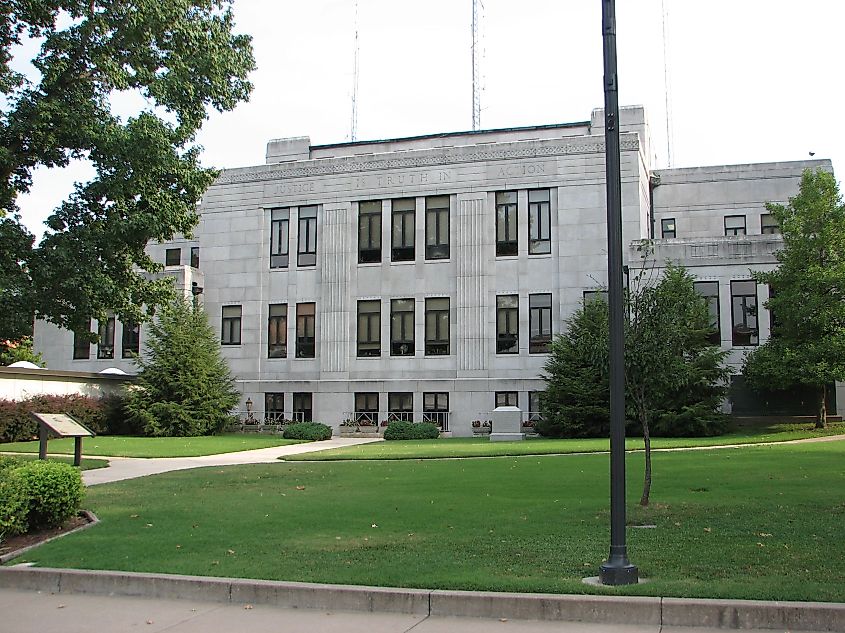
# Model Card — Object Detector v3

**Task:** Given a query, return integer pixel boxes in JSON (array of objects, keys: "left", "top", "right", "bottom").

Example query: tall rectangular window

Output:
[
  {"left": 72, "top": 320, "right": 91, "bottom": 360},
  {"left": 97, "top": 315, "right": 115, "bottom": 359},
  {"left": 221, "top": 305, "right": 242, "bottom": 345},
  {"left": 388, "top": 392, "right": 413, "bottom": 422},
  {"left": 529, "top": 293, "right": 552, "bottom": 353},
  {"left": 693, "top": 281, "right": 721, "bottom": 345},
  {"left": 528, "top": 391, "right": 542, "bottom": 421},
  {"left": 270, "top": 208, "right": 290, "bottom": 268},
  {"left": 297, "top": 205, "right": 318, "bottom": 267},
  {"left": 425, "top": 297, "right": 450, "bottom": 355},
  {"left": 121, "top": 321, "right": 140, "bottom": 358},
  {"left": 495, "top": 391, "right": 518, "bottom": 408},
  {"left": 293, "top": 392, "right": 312, "bottom": 422},
  {"left": 496, "top": 191, "right": 518, "bottom": 256},
  {"left": 661, "top": 218, "right": 676, "bottom": 239},
  {"left": 265, "top": 393, "right": 284, "bottom": 423},
  {"left": 354, "top": 392, "right": 379, "bottom": 423},
  {"left": 528, "top": 189, "right": 551, "bottom": 254},
  {"left": 724, "top": 215, "right": 746, "bottom": 236},
  {"left": 358, "top": 200, "right": 382, "bottom": 263},
  {"left": 357, "top": 300, "right": 381, "bottom": 357},
  {"left": 496, "top": 294, "right": 519, "bottom": 354},
  {"left": 761, "top": 213, "right": 780, "bottom": 234},
  {"left": 731, "top": 280, "right": 758, "bottom": 346},
  {"left": 165, "top": 248, "right": 181, "bottom": 266},
  {"left": 268, "top": 303, "right": 287, "bottom": 358},
  {"left": 423, "top": 392, "right": 449, "bottom": 429},
  {"left": 190, "top": 247, "right": 200, "bottom": 269},
  {"left": 390, "top": 298, "right": 415, "bottom": 356},
  {"left": 296, "top": 302, "right": 316, "bottom": 358},
  {"left": 425, "top": 195, "right": 450, "bottom": 259},
  {"left": 391, "top": 198, "right": 415, "bottom": 261}
]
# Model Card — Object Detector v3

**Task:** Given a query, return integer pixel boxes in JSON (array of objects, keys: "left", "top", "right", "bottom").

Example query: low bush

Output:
[
  {"left": 0, "top": 454, "right": 21, "bottom": 473},
  {"left": 14, "top": 461, "right": 84, "bottom": 530},
  {"left": 0, "top": 393, "right": 129, "bottom": 442},
  {"left": 0, "top": 467, "right": 28, "bottom": 537},
  {"left": 282, "top": 422, "right": 332, "bottom": 441},
  {"left": 383, "top": 421, "right": 440, "bottom": 440}
]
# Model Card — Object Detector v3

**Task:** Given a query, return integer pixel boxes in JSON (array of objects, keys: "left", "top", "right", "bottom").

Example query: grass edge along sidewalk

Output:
[
  {"left": 283, "top": 423, "right": 845, "bottom": 461},
  {"left": 0, "top": 434, "right": 305, "bottom": 458},
  {"left": 12, "top": 440, "right": 845, "bottom": 604}
]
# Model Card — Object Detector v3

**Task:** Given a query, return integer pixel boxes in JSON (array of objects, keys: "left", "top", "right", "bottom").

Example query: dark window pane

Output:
[
  {"left": 529, "top": 293, "right": 552, "bottom": 353},
  {"left": 165, "top": 248, "right": 181, "bottom": 266},
  {"left": 496, "top": 294, "right": 519, "bottom": 354},
  {"left": 296, "top": 303, "right": 316, "bottom": 358},
  {"left": 221, "top": 305, "right": 242, "bottom": 345},
  {"left": 268, "top": 303, "right": 287, "bottom": 358},
  {"left": 496, "top": 191, "right": 518, "bottom": 256},
  {"left": 357, "top": 300, "right": 381, "bottom": 357},
  {"left": 390, "top": 298, "right": 415, "bottom": 356}
]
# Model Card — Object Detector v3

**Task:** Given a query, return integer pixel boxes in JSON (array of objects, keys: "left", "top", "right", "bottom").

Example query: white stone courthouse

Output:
[{"left": 34, "top": 106, "right": 843, "bottom": 433}]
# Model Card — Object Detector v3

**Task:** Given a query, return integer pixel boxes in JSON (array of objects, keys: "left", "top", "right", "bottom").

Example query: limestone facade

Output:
[{"left": 33, "top": 106, "right": 841, "bottom": 432}]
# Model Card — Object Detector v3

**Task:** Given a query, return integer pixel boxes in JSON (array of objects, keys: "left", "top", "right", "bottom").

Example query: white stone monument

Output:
[{"left": 489, "top": 405, "right": 525, "bottom": 442}]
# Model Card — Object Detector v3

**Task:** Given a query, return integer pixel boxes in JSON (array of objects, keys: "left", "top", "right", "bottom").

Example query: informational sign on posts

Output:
[{"left": 29, "top": 412, "right": 94, "bottom": 467}]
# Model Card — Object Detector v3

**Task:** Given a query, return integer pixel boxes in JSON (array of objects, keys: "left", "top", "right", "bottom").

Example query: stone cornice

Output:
[{"left": 218, "top": 135, "right": 641, "bottom": 186}]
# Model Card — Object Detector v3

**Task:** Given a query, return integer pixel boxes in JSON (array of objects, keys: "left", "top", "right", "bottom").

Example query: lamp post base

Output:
[{"left": 599, "top": 559, "right": 639, "bottom": 586}]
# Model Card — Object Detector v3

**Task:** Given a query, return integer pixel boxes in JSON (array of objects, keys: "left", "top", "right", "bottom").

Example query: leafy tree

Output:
[
  {"left": 743, "top": 169, "right": 845, "bottom": 428},
  {"left": 625, "top": 265, "right": 732, "bottom": 505},
  {"left": 0, "top": 1, "right": 254, "bottom": 340},
  {"left": 541, "top": 264, "right": 731, "bottom": 506},
  {"left": 0, "top": 336, "right": 44, "bottom": 367},
  {"left": 125, "top": 298, "right": 238, "bottom": 436}
]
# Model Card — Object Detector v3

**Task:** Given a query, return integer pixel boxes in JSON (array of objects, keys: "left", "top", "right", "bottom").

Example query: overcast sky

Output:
[{"left": 16, "top": 0, "right": 845, "bottom": 237}]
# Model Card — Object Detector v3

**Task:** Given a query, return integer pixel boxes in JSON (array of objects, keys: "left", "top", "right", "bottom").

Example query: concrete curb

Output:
[{"left": 0, "top": 567, "right": 843, "bottom": 631}]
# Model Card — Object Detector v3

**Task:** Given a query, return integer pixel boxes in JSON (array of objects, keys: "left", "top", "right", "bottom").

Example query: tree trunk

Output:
[
  {"left": 639, "top": 409, "right": 652, "bottom": 507},
  {"left": 816, "top": 384, "right": 827, "bottom": 429}
]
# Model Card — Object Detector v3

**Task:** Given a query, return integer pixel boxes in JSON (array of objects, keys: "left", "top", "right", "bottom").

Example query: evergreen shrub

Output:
[
  {"left": 14, "top": 461, "right": 84, "bottom": 530},
  {"left": 383, "top": 421, "right": 440, "bottom": 440},
  {"left": 282, "top": 422, "right": 332, "bottom": 441}
]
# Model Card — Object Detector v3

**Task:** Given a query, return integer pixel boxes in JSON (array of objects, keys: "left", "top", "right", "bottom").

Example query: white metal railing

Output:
[
  {"left": 228, "top": 410, "right": 305, "bottom": 432},
  {"left": 422, "top": 411, "right": 450, "bottom": 432}
]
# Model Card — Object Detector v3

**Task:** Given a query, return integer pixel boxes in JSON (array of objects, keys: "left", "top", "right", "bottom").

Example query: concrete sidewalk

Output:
[
  {"left": 2, "top": 588, "right": 826, "bottom": 633},
  {"left": 2, "top": 566, "right": 843, "bottom": 633},
  {"left": 79, "top": 437, "right": 383, "bottom": 485}
]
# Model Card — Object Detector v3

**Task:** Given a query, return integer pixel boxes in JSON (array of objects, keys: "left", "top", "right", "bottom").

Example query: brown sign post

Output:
[{"left": 30, "top": 413, "right": 95, "bottom": 467}]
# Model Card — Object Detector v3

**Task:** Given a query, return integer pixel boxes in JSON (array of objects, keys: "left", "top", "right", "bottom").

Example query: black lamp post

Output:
[{"left": 599, "top": 0, "right": 638, "bottom": 586}]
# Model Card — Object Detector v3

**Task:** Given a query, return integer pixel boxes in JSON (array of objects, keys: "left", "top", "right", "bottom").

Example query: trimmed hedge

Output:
[
  {"left": 383, "top": 421, "right": 440, "bottom": 440},
  {"left": 0, "top": 465, "right": 28, "bottom": 537},
  {"left": 0, "top": 393, "right": 130, "bottom": 442},
  {"left": 282, "top": 422, "right": 332, "bottom": 441},
  {"left": 14, "top": 460, "right": 84, "bottom": 530}
]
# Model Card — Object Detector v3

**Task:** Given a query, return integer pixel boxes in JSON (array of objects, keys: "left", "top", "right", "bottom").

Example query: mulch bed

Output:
[{"left": 0, "top": 513, "right": 93, "bottom": 563}]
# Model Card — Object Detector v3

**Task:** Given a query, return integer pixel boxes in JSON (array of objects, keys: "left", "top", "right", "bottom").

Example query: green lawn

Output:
[
  {"left": 12, "top": 439, "right": 845, "bottom": 602},
  {"left": 0, "top": 434, "right": 305, "bottom": 458},
  {"left": 285, "top": 422, "right": 844, "bottom": 461}
]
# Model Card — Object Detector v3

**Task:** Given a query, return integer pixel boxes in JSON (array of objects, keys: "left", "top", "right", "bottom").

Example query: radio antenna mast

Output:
[
  {"left": 471, "top": 0, "right": 482, "bottom": 130},
  {"left": 350, "top": 0, "right": 360, "bottom": 141}
]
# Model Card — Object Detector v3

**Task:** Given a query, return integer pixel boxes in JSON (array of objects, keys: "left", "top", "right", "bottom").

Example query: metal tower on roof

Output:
[
  {"left": 350, "top": 0, "right": 360, "bottom": 141},
  {"left": 471, "top": 0, "right": 482, "bottom": 130}
]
